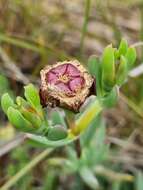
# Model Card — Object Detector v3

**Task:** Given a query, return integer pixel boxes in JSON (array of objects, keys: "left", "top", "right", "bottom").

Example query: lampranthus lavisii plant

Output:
[{"left": 1, "top": 39, "right": 136, "bottom": 146}]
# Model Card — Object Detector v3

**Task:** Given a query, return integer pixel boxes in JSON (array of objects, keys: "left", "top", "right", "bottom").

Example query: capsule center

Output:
[{"left": 58, "top": 74, "right": 70, "bottom": 83}]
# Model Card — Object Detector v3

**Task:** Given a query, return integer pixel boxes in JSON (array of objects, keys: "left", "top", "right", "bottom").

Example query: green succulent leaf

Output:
[
  {"left": 16, "top": 96, "right": 27, "bottom": 107},
  {"left": 82, "top": 123, "right": 109, "bottom": 166},
  {"left": 116, "top": 56, "right": 128, "bottom": 86},
  {"left": 24, "top": 84, "right": 42, "bottom": 114},
  {"left": 136, "top": 171, "right": 143, "bottom": 190},
  {"left": 0, "top": 75, "right": 10, "bottom": 95},
  {"left": 47, "top": 126, "right": 68, "bottom": 141},
  {"left": 7, "top": 107, "right": 34, "bottom": 132},
  {"left": 16, "top": 96, "right": 43, "bottom": 128},
  {"left": 102, "top": 44, "right": 115, "bottom": 92},
  {"left": 88, "top": 55, "right": 99, "bottom": 76},
  {"left": 88, "top": 56, "right": 102, "bottom": 96},
  {"left": 81, "top": 114, "right": 101, "bottom": 147},
  {"left": 125, "top": 47, "right": 136, "bottom": 69},
  {"left": 51, "top": 110, "right": 67, "bottom": 128},
  {"left": 21, "top": 107, "right": 42, "bottom": 129},
  {"left": 102, "top": 86, "right": 118, "bottom": 108},
  {"left": 79, "top": 167, "right": 99, "bottom": 190},
  {"left": 1, "top": 93, "right": 15, "bottom": 114},
  {"left": 73, "top": 98, "right": 103, "bottom": 135},
  {"left": 94, "top": 124, "right": 106, "bottom": 146},
  {"left": 114, "top": 48, "right": 119, "bottom": 59},
  {"left": 27, "top": 133, "right": 76, "bottom": 147},
  {"left": 118, "top": 38, "right": 128, "bottom": 56},
  {"left": 93, "top": 125, "right": 109, "bottom": 165}
]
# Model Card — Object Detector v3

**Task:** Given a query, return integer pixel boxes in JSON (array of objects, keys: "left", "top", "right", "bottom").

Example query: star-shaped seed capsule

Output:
[{"left": 39, "top": 60, "right": 94, "bottom": 112}]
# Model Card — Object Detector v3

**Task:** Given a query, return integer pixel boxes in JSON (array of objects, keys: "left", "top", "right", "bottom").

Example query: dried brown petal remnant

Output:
[{"left": 40, "top": 60, "right": 94, "bottom": 112}]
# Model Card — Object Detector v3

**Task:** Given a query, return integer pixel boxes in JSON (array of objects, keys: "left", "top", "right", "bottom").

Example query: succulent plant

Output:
[{"left": 0, "top": 39, "right": 137, "bottom": 146}]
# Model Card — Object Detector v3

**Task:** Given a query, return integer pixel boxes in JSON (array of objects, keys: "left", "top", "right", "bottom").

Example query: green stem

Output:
[
  {"left": 1, "top": 148, "right": 53, "bottom": 190},
  {"left": 80, "top": 0, "right": 91, "bottom": 56}
]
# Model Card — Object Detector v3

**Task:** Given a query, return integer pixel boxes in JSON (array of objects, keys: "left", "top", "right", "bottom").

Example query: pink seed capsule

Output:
[{"left": 39, "top": 60, "right": 94, "bottom": 112}]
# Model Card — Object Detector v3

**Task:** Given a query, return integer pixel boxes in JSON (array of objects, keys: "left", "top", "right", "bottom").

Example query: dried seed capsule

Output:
[{"left": 39, "top": 60, "right": 94, "bottom": 112}]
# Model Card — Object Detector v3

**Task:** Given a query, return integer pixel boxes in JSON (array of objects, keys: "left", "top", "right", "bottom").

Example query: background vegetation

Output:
[{"left": 0, "top": 0, "right": 143, "bottom": 189}]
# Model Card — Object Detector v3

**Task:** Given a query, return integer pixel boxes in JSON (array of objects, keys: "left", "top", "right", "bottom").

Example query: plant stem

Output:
[
  {"left": 80, "top": 0, "right": 91, "bottom": 57},
  {"left": 74, "top": 138, "right": 81, "bottom": 158},
  {"left": 0, "top": 148, "right": 54, "bottom": 190}
]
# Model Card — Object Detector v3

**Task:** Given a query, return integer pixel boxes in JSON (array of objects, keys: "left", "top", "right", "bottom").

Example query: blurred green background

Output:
[{"left": 0, "top": 0, "right": 143, "bottom": 189}]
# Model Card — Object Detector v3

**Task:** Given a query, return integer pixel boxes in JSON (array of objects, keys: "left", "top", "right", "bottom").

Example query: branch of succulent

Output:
[{"left": 1, "top": 39, "right": 136, "bottom": 146}]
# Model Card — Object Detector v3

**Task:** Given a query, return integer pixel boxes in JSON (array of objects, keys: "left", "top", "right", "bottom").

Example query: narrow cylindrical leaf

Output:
[
  {"left": 102, "top": 86, "right": 119, "bottom": 108},
  {"left": 118, "top": 39, "right": 128, "bottom": 55},
  {"left": 116, "top": 56, "right": 128, "bottom": 86},
  {"left": 51, "top": 110, "right": 67, "bottom": 128},
  {"left": 16, "top": 96, "right": 27, "bottom": 107},
  {"left": 88, "top": 56, "right": 102, "bottom": 96},
  {"left": 102, "top": 45, "right": 115, "bottom": 91},
  {"left": 80, "top": 167, "right": 99, "bottom": 189},
  {"left": 1, "top": 93, "right": 15, "bottom": 114},
  {"left": 24, "top": 84, "right": 42, "bottom": 114},
  {"left": 114, "top": 48, "right": 119, "bottom": 59},
  {"left": 47, "top": 125, "right": 68, "bottom": 141},
  {"left": 88, "top": 55, "right": 99, "bottom": 76},
  {"left": 73, "top": 99, "right": 103, "bottom": 135},
  {"left": 17, "top": 96, "right": 43, "bottom": 128},
  {"left": 21, "top": 107, "right": 42, "bottom": 128},
  {"left": 27, "top": 133, "right": 75, "bottom": 147},
  {"left": 7, "top": 107, "right": 35, "bottom": 132},
  {"left": 125, "top": 47, "right": 136, "bottom": 69},
  {"left": 16, "top": 96, "right": 43, "bottom": 128}
]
